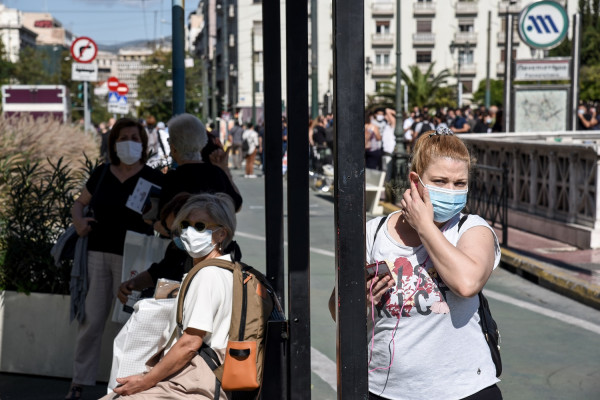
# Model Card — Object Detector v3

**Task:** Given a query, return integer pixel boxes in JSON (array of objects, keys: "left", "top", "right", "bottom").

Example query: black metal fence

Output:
[{"left": 466, "top": 163, "right": 509, "bottom": 245}]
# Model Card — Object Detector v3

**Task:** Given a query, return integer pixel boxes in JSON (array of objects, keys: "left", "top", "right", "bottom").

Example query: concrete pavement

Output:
[{"left": 382, "top": 202, "right": 600, "bottom": 311}]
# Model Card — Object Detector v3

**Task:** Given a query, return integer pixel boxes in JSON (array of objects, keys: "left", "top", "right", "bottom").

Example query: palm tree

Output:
[
  {"left": 367, "top": 62, "right": 455, "bottom": 112},
  {"left": 400, "top": 63, "right": 453, "bottom": 110}
]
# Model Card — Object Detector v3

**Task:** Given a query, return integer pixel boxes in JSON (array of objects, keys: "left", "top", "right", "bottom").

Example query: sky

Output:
[{"left": 2, "top": 0, "right": 199, "bottom": 46}]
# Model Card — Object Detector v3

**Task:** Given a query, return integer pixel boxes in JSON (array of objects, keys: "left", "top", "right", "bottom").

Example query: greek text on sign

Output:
[
  {"left": 515, "top": 58, "right": 571, "bottom": 81},
  {"left": 71, "top": 62, "right": 98, "bottom": 82},
  {"left": 518, "top": 1, "right": 568, "bottom": 50}
]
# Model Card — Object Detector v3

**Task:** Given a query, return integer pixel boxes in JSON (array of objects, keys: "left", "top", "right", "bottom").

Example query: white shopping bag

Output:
[
  {"left": 112, "top": 231, "right": 170, "bottom": 323},
  {"left": 108, "top": 298, "right": 176, "bottom": 393}
]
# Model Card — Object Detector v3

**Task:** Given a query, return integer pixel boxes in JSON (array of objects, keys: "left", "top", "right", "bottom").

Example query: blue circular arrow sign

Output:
[{"left": 518, "top": 1, "right": 569, "bottom": 50}]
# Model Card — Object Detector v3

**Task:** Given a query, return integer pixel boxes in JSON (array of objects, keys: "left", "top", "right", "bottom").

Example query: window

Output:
[
  {"left": 500, "top": 49, "right": 517, "bottom": 62},
  {"left": 460, "top": 80, "right": 473, "bottom": 94},
  {"left": 458, "top": 20, "right": 474, "bottom": 32},
  {"left": 375, "top": 52, "right": 390, "bottom": 65},
  {"left": 416, "top": 51, "right": 432, "bottom": 63},
  {"left": 253, "top": 51, "right": 263, "bottom": 63},
  {"left": 254, "top": 81, "right": 264, "bottom": 92},
  {"left": 416, "top": 20, "right": 432, "bottom": 33},
  {"left": 458, "top": 49, "right": 474, "bottom": 64},
  {"left": 376, "top": 21, "right": 390, "bottom": 34}
]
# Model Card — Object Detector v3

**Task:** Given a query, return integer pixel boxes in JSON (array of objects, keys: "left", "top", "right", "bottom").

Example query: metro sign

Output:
[{"left": 518, "top": 1, "right": 568, "bottom": 50}]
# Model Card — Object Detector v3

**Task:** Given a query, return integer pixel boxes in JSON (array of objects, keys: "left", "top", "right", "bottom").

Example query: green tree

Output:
[
  {"left": 11, "top": 47, "right": 53, "bottom": 84},
  {"left": 580, "top": 65, "right": 600, "bottom": 102},
  {"left": 471, "top": 79, "right": 504, "bottom": 107},
  {"left": 137, "top": 51, "right": 205, "bottom": 122},
  {"left": 0, "top": 41, "right": 14, "bottom": 86},
  {"left": 400, "top": 63, "right": 453, "bottom": 110}
]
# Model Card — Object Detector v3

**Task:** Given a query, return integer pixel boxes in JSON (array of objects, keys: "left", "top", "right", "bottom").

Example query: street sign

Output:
[
  {"left": 70, "top": 36, "right": 98, "bottom": 63},
  {"left": 518, "top": 1, "right": 568, "bottom": 50},
  {"left": 108, "top": 93, "right": 129, "bottom": 114},
  {"left": 107, "top": 76, "right": 119, "bottom": 91},
  {"left": 515, "top": 58, "right": 571, "bottom": 81},
  {"left": 116, "top": 83, "right": 129, "bottom": 96},
  {"left": 71, "top": 62, "right": 98, "bottom": 82}
]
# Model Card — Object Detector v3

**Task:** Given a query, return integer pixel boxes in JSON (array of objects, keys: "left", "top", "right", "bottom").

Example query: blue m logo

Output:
[{"left": 526, "top": 15, "right": 560, "bottom": 34}]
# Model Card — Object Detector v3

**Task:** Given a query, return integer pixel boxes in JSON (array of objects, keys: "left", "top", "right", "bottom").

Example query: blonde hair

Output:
[
  {"left": 410, "top": 131, "right": 472, "bottom": 176},
  {"left": 172, "top": 193, "right": 237, "bottom": 249}
]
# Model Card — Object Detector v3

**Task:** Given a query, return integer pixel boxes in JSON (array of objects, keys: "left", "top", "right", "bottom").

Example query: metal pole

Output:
[
  {"left": 503, "top": 12, "right": 513, "bottom": 133},
  {"left": 394, "top": 0, "right": 405, "bottom": 154},
  {"left": 202, "top": 0, "right": 209, "bottom": 120},
  {"left": 251, "top": 29, "right": 256, "bottom": 126},
  {"left": 311, "top": 0, "right": 319, "bottom": 119},
  {"left": 83, "top": 81, "right": 90, "bottom": 133},
  {"left": 286, "top": 0, "right": 310, "bottom": 398},
  {"left": 571, "top": 13, "right": 581, "bottom": 131},
  {"left": 223, "top": 0, "right": 229, "bottom": 114},
  {"left": 172, "top": 0, "right": 185, "bottom": 115},
  {"left": 262, "top": 0, "right": 285, "bottom": 310},
  {"left": 212, "top": 44, "right": 218, "bottom": 122},
  {"left": 485, "top": 10, "right": 491, "bottom": 109},
  {"left": 457, "top": 51, "right": 461, "bottom": 108},
  {"left": 333, "top": 0, "right": 368, "bottom": 397}
]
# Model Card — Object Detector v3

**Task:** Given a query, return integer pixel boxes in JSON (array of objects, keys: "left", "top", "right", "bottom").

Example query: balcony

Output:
[
  {"left": 497, "top": 31, "right": 520, "bottom": 44},
  {"left": 371, "top": 64, "right": 395, "bottom": 77},
  {"left": 412, "top": 32, "right": 435, "bottom": 46},
  {"left": 455, "top": 0, "right": 478, "bottom": 15},
  {"left": 454, "top": 62, "right": 477, "bottom": 75},
  {"left": 371, "top": 2, "right": 394, "bottom": 16},
  {"left": 371, "top": 33, "right": 394, "bottom": 46},
  {"left": 498, "top": 0, "right": 522, "bottom": 14},
  {"left": 454, "top": 31, "right": 478, "bottom": 44},
  {"left": 413, "top": 1, "right": 436, "bottom": 15}
]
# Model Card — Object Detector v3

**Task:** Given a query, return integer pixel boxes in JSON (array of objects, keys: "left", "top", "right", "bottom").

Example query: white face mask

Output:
[
  {"left": 179, "top": 227, "right": 218, "bottom": 258},
  {"left": 376, "top": 115, "right": 385, "bottom": 122},
  {"left": 116, "top": 141, "right": 142, "bottom": 165}
]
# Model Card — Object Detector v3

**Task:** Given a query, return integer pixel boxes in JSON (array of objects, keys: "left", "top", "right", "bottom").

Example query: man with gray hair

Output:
[{"left": 157, "top": 114, "right": 242, "bottom": 232}]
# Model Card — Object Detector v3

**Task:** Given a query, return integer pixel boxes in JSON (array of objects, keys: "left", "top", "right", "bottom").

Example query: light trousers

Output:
[{"left": 72, "top": 250, "right": 123, "bottom": 385}]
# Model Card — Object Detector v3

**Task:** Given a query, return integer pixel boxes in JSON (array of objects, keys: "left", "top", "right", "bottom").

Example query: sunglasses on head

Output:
[{"left": 180, "top": 220, "right": 220, "bottom": 232}]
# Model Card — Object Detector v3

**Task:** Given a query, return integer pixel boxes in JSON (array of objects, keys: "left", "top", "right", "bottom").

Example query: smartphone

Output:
[{"left": 365, "top": 260, "right": 392, "bottom": 280}]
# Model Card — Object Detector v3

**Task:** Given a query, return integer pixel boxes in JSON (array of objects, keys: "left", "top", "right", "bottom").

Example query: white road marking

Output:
[
  {"left": 311, "top": 347, "right": 337, "bottom": 392},
  {"left": 484, "top": 290, "right": 600, "bottom": 335}
]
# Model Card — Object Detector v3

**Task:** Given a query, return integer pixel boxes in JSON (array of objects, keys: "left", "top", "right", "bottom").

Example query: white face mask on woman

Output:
[
  {"left": 179, "top": 226, "right": 220, "bottom": 258},
  {"left": 116, "top": 141, "right": 142, "bottom": 165}
]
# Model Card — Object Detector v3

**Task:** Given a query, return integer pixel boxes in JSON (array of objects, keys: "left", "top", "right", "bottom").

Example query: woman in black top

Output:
[{"left": 66, "top": 118, "right": 164, "bottom": 399}]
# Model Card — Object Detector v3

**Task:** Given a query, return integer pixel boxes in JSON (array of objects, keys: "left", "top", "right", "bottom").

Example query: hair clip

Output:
[{"left": 429, "top": 126, "right": 454, "bottom": 137}]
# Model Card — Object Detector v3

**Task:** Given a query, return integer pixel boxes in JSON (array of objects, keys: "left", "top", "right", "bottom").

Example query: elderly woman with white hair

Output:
[
  {"left": 103, "top": 192, "right": 238, "bottom": 399},
  {"left": 157, "top": 114, "right": 242, "bottom": 219}
]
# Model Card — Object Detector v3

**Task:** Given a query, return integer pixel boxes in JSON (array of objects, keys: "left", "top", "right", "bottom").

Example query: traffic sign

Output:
[
  {"left": 107, "top": 77, "right": 119, "bottom": 92},
  {"left": 518, "top": 1, "right": 568, "bottom": 50},
  {"left": 108, "top": 93, "right": 129, "bottom": 114},
  {"left": 116, "top": 83, "right": 129, "bottom": 96},
  {"left": 71, "top": 62, "right": 98, "bottom": 82},
  {"left": 70, "top": 37, "right": 98, "bottom": 63}
]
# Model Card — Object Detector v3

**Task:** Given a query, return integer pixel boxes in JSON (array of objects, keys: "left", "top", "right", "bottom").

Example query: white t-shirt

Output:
[
  {"left": 366, "top": 212, "right": 501, "bottom": 400},
  {"left": 173, "top": 254, "right": 233, "bottom": 350},
  {"left": 381, "top": 125, "right": 396, "bottom": 154}
]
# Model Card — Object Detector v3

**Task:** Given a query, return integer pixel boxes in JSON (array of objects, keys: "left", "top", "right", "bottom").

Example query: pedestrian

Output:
[
  {"left": 576, "top": 104, "right": 598, "bottom": 131},
  {"left": 242, "top": 122, "right": 260, "bottom": 178},
  {"left": 329, "top": 126, "right": 502, "bottom": 400},
  {"left": 380, "top": 108, "right": 397, "bottom": 177},
  {"left": 365, "top": 111, "right": 382, "bottom": 170},
  {"left": 228, "top": 121, "right": 244, "bottom": 169},
  {"left": 102, "top": 193, "right": 239, "bottom": 399},
  {"left": 98, "top": 121, "right": 110, "bottom": 163},
  {"left": 65, "top": 118, "right": 165, "bottom": 400}
]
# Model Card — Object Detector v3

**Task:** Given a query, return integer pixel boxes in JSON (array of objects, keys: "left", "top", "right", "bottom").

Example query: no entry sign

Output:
[
  {"left": 116, "top": 83, "right": 129, "bottom": 96},
  {"left": 107, "top": 77, "right": 119, "bottom": 91}
]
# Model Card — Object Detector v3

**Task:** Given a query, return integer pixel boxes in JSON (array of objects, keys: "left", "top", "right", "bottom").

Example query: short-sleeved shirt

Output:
[
  {"left": 86, "top": 164, "right": 164, "bottom": 255},
  {"left": 174, "top": 254, "right": 233, "bottom": 349},
  {"left": 158, "top": 163, "right": 243, "bottom": 213},
  {"left": 366, "top": 212, "right": 501, "bottom": 399}
]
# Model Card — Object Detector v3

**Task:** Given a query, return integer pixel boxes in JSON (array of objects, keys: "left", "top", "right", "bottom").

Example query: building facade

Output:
[{"left": 0, "top": 5, "right": 37, "bottom": 63}]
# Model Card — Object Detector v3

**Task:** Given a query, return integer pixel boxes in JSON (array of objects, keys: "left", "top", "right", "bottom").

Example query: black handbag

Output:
[
  {"left": 478, "top": 291, "right": 502, "bottom": 377},
  {"left": 52, "top": 164, "right": 109, "bottom": 263}
]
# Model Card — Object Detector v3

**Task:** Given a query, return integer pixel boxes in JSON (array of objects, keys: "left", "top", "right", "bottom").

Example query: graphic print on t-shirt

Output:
[{"left": 376, "top": 256, "right": 450, "bottom": 318}]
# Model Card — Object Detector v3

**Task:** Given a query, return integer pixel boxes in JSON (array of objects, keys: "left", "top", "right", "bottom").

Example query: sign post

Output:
[{"left": 70, "top": 36, "right": 98, "bottom": 133}]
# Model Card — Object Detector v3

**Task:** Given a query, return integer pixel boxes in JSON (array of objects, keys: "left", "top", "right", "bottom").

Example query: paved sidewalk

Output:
[{"left": 382, "top": 202, "right": 600, "bottom": 310}]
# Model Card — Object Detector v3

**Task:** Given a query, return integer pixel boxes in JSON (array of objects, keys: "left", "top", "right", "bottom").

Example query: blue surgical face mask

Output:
[
  {"left": 419, "top": 176, "right": 468, "bottom": 222},
  {"left": 173, "top": 236, "right": 186, "bottom": 251}
]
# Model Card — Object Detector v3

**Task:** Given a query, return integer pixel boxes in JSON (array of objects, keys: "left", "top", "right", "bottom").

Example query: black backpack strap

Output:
[
  {"left": 198, "top": 343, "right": 222, "bottom": 400},
  {"left": 457, "top": 214, "right": 469, "bottom": 232},
  {"left": 373, "top": 216, "right": 387, "bottom": 242}
]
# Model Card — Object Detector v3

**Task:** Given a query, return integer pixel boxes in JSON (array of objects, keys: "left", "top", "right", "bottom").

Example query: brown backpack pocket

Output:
[{"left": 221, "top": 340, "right": 259, "bottom": 391}]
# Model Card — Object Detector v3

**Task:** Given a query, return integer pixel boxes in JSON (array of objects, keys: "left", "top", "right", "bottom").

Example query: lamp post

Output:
[
  {"left": 394, "top": 0, "right": 404, "bottom": 155},
  {"left": 449, "top": 40, "right": 471, "bottom": 108}
]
